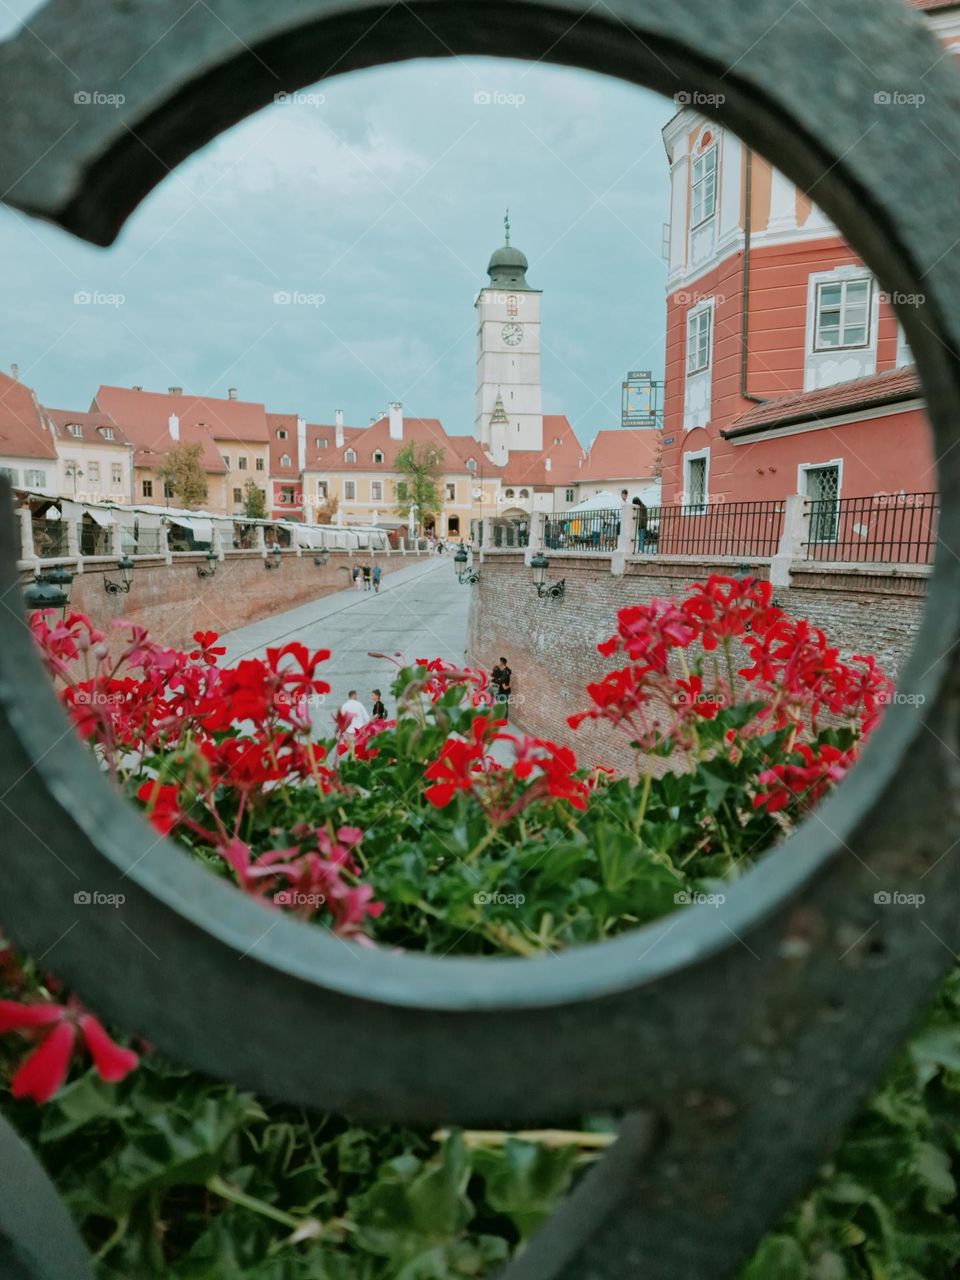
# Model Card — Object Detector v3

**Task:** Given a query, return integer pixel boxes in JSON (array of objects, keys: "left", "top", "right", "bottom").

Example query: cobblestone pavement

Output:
[{"left": 218, "top": 554, "right": 473, "bottom": 732}]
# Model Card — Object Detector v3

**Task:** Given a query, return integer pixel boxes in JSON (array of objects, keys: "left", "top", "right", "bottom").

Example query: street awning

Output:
[
  {"left": 170, "top": 515, "right": 213, "bottom": 542},
  {"left": 292, "top": 526, "right": 323, "bottom": 549},
  {"left": 83, "top": 506, "right": 115, "bottom": 527}
]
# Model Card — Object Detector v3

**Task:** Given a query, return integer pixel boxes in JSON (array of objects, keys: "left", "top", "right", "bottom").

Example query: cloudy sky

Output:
[{"left": 0, "top": 6, "right": 672, "bottom": 445}]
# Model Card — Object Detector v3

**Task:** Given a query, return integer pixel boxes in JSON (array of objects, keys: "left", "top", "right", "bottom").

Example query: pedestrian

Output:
[
  {"left": 372, "top": 564, "right": 382, "bottom": 593},
  {"left": 362, "top": 563, "right": 372, "bottom": 591},
  {"left": 371, "top": 688, "right": 387, "bottom": 719},
  {"left": 634, "top": 497, "right": 649, "bottom": 553},
  {"left": 340, "top": 690, "right": 369, "bottom": 734},
  {"left": 352, "top": 565, "right": 361, "bottom": 591},
  {"left": 492, "top": 655, "right": 512, "bottom": 720}
]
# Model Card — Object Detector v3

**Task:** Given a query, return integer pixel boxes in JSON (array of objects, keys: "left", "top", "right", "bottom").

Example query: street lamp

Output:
[
  {"left": 313, "top": 549, "right": 329, "bottom": 567},
  {"left": 104, "top": 555, "right": 134, "bottom": 595},
  {"left": 454, "top": 544, "right": 479, "bottom": 585},
  {"left": 264, "top": 544, "right": 282, "bottom": 570},
  {"left": 23, "top": 563, "right": 75, "bottom": 611},
  {"left": 530, "top": 551, "right": 564, "bottom": 601},
  {"left": 196, "top": 548, "right": 218, "bottom": 578}
]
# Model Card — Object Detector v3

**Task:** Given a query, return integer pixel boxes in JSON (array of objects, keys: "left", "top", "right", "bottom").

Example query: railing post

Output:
[
  {"left": 771, "top": 492, "right": 808, "bottom": 586},
  {"left": 161, "top": 519, "right": 173, "bottom": 566},
  {"left": 16, "top": 504, "right": 34, "bottom": 566},
  {"left": 611, "top": 500, "right": 633, "bottom": 576}
]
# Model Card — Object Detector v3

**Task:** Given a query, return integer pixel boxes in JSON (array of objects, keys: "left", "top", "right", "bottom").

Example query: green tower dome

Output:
[{"left": 486, "top": 210, "right": 532, "bottom": 289}]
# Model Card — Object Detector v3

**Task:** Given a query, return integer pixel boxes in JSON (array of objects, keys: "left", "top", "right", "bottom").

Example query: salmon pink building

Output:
[{"left": 657, "top": 0, "right": 956, "bottom": 526}]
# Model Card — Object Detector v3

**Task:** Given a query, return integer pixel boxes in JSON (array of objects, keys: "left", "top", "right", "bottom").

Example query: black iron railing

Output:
[
  {"left": 491, "top": 520, "right": 529, "bottom": 548},
  {"left": 634, "top": 500, "right": 785, "bottom": 558},
  {"left": 803, "top": 492, "right": 938, "bottom": 564},
  {"left": 544, "top": 508, "right": 621, "bottom": 551},
  {"left": 31, "top": 517, "right": 68, "bottom": 559}
]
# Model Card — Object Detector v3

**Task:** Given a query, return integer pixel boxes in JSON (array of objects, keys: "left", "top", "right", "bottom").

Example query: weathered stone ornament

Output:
[{"left": 2, "top": 2, "right": 960, "bottom": 1277}]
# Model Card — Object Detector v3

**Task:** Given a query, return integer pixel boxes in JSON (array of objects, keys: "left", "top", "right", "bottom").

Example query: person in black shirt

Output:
[
  {"left": 371, "top": 689, "right": 387, "bottom": 720},
  {"left": 492, "top": 656, "right": 512, "bottom": 720}
]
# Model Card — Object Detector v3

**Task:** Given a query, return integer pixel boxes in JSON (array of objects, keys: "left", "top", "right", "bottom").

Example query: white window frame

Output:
[
  {"left": 690, "top": 145, "right": 717, "bottom": 228},
  {"left": 24, "top": 468, "right": 45, "bottom": 487},
  {"left": 345, "top": 448, "right": 356, "bottom": 463},
  {"left": 371, "top": 480, "right": 383, "bottom": 502},
  {"left": 798, "top": 458, "right": 843, "bottom": 544},
  {"left": 445, "top": 482, "right": 456, "bottom": 502},
  {"left": 373, "top": 450, "right": 384, "bottom": 464},
  {"left": 344, "top": 480, "right": 356, "bottom": 501},
  {"left": 280, "top": 453, "right": 291, "bottom": 467},
  {"left": 317, "top": 481, "right": 328, "bottom": 499},
  {"left": 686, "top": 305, "right": 712, "bottom": 375},
  {"left": 813, "top": 277, "right": 872, "bottom": 352},
  {"left": 683, "top": 447, "right": 710, "bottom": 514},
  {"left": 67, "top": 423, "right": 82, "bottom": 438},
  {"left": 238, "top": 455, "right": 248, "bottom": 470},
  {"left": 87, "top": 461, "right": 100, "bottom": 483},
  {"left": 277, "top": 428, "right": 288, "bottom": 440},
  {"left": 111, "top": 463, "right": 123, "bottom": 485}
]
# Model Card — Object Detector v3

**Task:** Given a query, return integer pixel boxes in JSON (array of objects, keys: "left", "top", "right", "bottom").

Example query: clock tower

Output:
[{"left": 475, "top": 213, "right": 542, "bottom": 465}]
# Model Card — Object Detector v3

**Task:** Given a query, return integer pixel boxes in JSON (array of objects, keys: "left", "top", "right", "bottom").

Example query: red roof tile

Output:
[
  {"left": 0, "top": 371, "right": 56, "bottom": 461},
  {"left": 93, "top": 386, "right": 228, "bottom": 473},
  {"left": 578, "top": 429, "right": 660, "bottom": 483},
  {"left": 907, "top": 0, "right": 959, "bottom": 11},
  {"left": 723, "top": 365, "right": 921, "bottom": 438},
  {"left": 45, "top": 407, "right": 130, "bottom": 448}
]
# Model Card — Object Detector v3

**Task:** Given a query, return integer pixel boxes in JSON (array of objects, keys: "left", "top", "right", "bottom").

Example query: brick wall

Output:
[
  {"left": 468, "top": 552, "right": 928, "bottom": 769},
  {"left": 24, "top": 549, "right": 426, "bottom": 655}
]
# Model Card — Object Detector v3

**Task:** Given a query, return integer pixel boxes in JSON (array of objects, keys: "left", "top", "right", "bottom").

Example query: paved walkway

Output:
[{"left": 219, "top": 555, "right": 471, "bottom": 731}]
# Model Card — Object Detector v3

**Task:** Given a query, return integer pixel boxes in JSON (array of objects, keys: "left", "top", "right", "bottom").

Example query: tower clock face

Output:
[{"left": 501, "top": 322, "right": 523, "bottom": 347}]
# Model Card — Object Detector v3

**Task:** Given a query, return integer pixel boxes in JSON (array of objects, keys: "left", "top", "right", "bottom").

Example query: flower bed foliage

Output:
[{"left": 1, "top": 576, "right": 958, "bottom": 1278}]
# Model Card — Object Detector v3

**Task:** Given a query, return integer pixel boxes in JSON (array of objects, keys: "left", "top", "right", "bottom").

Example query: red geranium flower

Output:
[{"left": 0, "top": 999, "right": 138, "bottom": 1104}]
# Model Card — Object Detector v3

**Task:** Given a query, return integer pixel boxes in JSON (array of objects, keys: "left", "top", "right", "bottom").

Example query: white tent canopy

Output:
[{"left": 573, "top": 490, "right": 622, "bottom": 512}]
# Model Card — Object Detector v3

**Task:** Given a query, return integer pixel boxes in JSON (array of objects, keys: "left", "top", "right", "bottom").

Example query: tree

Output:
[
  {"left": 243, "top": 478, "right": 267, "bottom": 519},
  {"left": 394, "top": 442, "right": 444, "bottom": 530},
  {"left": 315, "top": 493, "right": 339, "bottom": 525},
  {"left": 156, "top": 442, "right": 207, "bottom": 508}
]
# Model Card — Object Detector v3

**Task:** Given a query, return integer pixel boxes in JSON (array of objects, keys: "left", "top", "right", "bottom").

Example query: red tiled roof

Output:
[
  {"left": 907, "top": 0, "right": 959, "bottom": 11},
  {"left": 267, "top": 413, "right": 300, "bottom": 477},
  {"left": 0, "top": 371, "right": 56, "bottom": 461},
  {"left": 723, "top": 365, "right": 921, "bottom": 438},
  {"left": 578, "top": 429, "right": 660, "bottom": 483},
  {"left": 45, "top": 407, "right": 130, "bottom": 448},
  {"left": 93, "top": 386, "right": 228, "bottom": 473},
  {"left": 493, "top": 416, "right": 585, "bottom": 486},
  {"left": 303, "top": 415, "right": 475, "bottom": 474}
]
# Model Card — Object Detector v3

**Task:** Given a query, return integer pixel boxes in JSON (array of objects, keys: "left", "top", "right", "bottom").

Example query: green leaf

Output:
[
  {"left": 474, "top": 1139, "right": 578, "bottom": 1239},
  {"left": 741, "top": 1234, "right": 807, "bottom": 1280}
]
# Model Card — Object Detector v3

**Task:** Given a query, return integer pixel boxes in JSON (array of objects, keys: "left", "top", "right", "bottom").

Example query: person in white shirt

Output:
[{"left": 340, "top": 691, "right": 370, "bottom": 734}]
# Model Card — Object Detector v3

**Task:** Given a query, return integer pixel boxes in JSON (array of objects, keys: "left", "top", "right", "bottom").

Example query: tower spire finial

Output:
[{"left": 504, "top": 207, "right": 510, "bottom": 246}]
